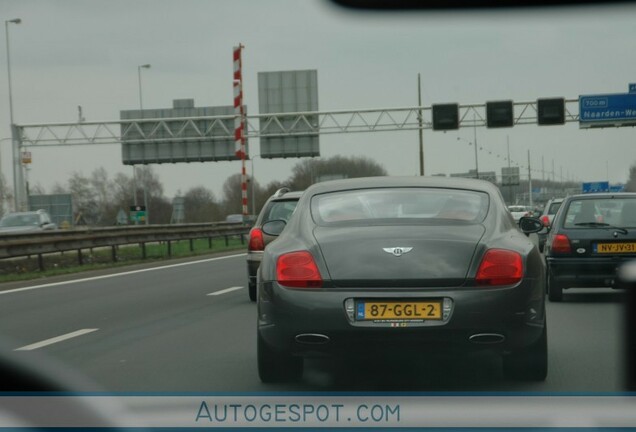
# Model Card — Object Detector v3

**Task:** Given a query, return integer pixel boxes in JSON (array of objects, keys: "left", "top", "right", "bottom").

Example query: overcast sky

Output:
[{"left": 1, "top": 0, "right": 635, "bottom": 203}]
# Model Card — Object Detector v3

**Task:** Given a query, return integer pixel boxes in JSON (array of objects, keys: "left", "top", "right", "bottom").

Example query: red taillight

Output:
[
  {"left": 476, "top": 249, "right": 523, "bottom": 286},
  {"left": 248, "top": 228, "right": 265, "bottom": 251},
  {"left": 276, "top": 251, "right": 322, "bottom": 288},
  {"left": 550, "top": 234, "right": 572, "bottom": 254},
  {"left": 540, "top": 215, "right": 550, "bottom": 227}
]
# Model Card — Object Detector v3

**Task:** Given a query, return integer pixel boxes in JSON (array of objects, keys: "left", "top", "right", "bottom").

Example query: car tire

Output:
[
  {"left": 547, "top": 274, "right": 563, "bottom": 302},
  {"left": 248, "top": 281, "right": 256, "bottom": 302},
  {"left": 503, "top": 324, "right": 548, "bottom": 381},
  {"left": 257, "top": 333, "right": 303, "bottom": 383}
]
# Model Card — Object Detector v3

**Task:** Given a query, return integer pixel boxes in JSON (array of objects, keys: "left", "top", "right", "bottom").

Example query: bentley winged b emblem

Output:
[{"left": 383, "top": 247, "right": 413, "bottom": 257}]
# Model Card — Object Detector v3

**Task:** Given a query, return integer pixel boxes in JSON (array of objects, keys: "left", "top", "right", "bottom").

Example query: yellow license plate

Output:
[
  {"left": 356, "top": 301, "right": 442, "bottom": 321},
  {"left": 595, "top": 242, "right": 636, "bottom": 254}
]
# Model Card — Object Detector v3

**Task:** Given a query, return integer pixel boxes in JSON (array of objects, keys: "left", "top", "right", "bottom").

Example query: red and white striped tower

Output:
[{"left": 233, "top": 44, "right": 248, "bottom": 216}]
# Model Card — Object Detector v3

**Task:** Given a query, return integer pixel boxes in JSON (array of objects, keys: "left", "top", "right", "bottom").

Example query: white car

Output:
[{"left": 508, "top": 205, "right": 532, "bottom": 223}]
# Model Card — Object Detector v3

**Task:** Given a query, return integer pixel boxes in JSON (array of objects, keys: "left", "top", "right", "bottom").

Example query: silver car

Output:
[
  {"left": 246, "top": 188, "right": 303, "bottom": 301},
  {"left": 0, "top": 210, "right": 57, "bottom": 234}
]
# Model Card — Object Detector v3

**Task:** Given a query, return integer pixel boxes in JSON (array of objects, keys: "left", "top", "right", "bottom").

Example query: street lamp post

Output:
[
  {"left": 472, "top": 113, "right": 479, "bottom": 179},
  {"left": 5, "top": 18, "right": 23, "bottom": 211},
  {"left": 456, "top": 136, "right": 479, "bottom": 180},
  {"left": 136, "top": 64, "right": 151, "bottom": 224},
  {"left": 137, "top": 64, "right": 151, "bottom": 110},
  {"left": 5, "top": 19, "right": 20, "bottom": 125}
]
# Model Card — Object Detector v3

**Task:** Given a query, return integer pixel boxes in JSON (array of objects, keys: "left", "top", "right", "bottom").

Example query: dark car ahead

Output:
[
  {"left": 256, "top": 176, "right": 546, "bottom": 383},
  {"left": 246, "top": 188, "right": 303, "bottom": 301},
  {"left": 544, "top": 193, "right": 636, "bottom": 302}
]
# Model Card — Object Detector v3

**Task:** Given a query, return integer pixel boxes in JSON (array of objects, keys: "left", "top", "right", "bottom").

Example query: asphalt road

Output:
[{"left": 0, "top": 252, "right": 628, "bottom": 392}]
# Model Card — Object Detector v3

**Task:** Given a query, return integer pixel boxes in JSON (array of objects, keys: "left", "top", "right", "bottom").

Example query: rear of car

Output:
[
  {"left": 508, "top": 205, "right": 532, "bottom": 223},
  {"left": 537, "top": 198, "right": 564, "bottom": 252},
  {"left": 544, "top": 193, "right": 636, "bottom": 301},
  {"left": 257, "top": 177, "right": 547, "bottom": 383},
  {"left": 246, "top": 188, "right": 303, "bottom": 301}
]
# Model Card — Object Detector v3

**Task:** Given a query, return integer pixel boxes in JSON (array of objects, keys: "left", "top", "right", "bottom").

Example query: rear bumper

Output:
[
  {"left": 546, "top": 256, "right": 635, "bottom": 288},
  {"left": 258, "top": 280, "right": 545, "bottom": 358}
]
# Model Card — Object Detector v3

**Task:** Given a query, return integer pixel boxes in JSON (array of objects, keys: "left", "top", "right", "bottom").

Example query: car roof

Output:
[
  {"left": 2, "top": 211, "right": 45, "bottom": 217},
  {"left": 563, "top": 193, "right": 636, "bottom": 201},
  {"left": 269, "top": 190, "right": 304, "bottom": 201},
  {"left": 304, "top": 176, "right": 499, "bottom": 196}
]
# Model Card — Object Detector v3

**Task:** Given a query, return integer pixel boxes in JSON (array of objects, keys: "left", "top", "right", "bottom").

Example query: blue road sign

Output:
[
  {"left": 630, "top": 83, "right": 636, "bottom": 93},
  {"left": 579, "top": 93, "right": 636, "bottom": 128},
  {"left": 610, "top": 184, "right": 626, "bottom": 193},
  {"left": 582, "top": 181, "right": 610, "bottom": 193}
]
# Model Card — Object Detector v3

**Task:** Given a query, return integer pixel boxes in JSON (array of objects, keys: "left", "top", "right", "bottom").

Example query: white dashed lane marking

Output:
[
  {"left": 14, "top": 328, "right": 99, "bottom": 351},
  {"left": 207, "top": 286, "right": 243, "bottom": 296}
]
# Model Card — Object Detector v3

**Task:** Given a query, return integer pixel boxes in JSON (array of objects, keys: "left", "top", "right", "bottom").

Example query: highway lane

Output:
[
  {"left": 0, "top": 252, "right": 258, "bottom": 391},
  {"left": 0, "top": 253, "right": 628, "bottom": 392}
]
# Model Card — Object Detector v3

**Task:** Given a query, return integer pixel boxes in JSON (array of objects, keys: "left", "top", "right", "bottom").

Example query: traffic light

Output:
[
  {"left": 537, "top": 98, "right": 565, "bottom": 125},
  {"left": 486, "top": 100, "right": 514, "bottom": 128},
  {"left": 432, "top": 104, "right": 459, "bottom": 130}
]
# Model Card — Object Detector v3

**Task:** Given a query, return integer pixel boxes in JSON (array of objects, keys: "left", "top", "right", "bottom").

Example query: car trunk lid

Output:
[{"left": 313, "top": 224, "right": 486, "bottom": 287}]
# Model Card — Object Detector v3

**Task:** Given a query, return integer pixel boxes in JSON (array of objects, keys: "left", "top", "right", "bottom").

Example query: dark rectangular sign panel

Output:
[{"left": 120, "top": 102, "right": 247, "bottom": 165}]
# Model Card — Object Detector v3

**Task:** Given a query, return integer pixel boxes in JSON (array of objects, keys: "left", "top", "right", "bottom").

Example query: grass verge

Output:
[{"left": 0, "top": 237, "right": 247, "bottom": 284}]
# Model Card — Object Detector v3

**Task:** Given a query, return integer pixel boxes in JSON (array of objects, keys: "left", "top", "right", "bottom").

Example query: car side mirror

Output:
[
  {"left": 262, "top": 219, "right": 287, "bottom": 237},
  {"left": 519, "top": 216, "right": 543, "bottom": 234}
]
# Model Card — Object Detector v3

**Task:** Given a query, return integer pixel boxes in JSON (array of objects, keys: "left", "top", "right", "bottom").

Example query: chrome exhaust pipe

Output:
[
  {"left": 295, "top": 333, "right": 330, "bottom": 345},
  {"left": 469, "top": 333, "right": 506, "bottom": 344}
]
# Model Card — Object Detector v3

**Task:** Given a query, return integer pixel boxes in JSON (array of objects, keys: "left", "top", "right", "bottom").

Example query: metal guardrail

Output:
[{"left": 0, "top": 223, "right": 250, "bottom": 271}]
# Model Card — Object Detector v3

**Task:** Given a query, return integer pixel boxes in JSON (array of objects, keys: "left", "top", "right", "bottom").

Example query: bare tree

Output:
[
  {"left": 106, "top": 168, "right": 169, "bottom": 225},
  {"left": 288, "top": 155, "right": 387, "bottom": 190},
  {"left": 51, "top": 182, "right": 68, "bottom": 194},
  {"left": 183, "top": 186, "right": 221, "bottom": 222},
  {"left": 111, "top": 172, "right": 134, "bottom": 209},
  {"left": 90, "top": 167, "right": 114, "bottom": 224},
  {"left": 28, "top": 183, "right": 47, "bottom": 196},
  {"left": 288, "top": 159, "right": 317, "bottom": 190},
  {"left": 68, "top": 171, "right": 99, "bottom": 224},
  {"left": 221, "top": 173, "right": 244, "bottom": 217},
  {"left": 0, "top": 172, "right": 13, "bottom": 216}
]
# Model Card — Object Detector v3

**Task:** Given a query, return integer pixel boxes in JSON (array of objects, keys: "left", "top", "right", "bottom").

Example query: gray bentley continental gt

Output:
[{"left": 256, "top": 176, "right": 547, "bottom": 383}]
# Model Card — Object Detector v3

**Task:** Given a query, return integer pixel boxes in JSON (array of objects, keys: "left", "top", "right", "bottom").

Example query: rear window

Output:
[
  {"left": 547, "top": 201, "right": 562, "bottom": 215},
  {"left": 508, "top": 206, "right": 527, "bottom": 213},
  {"left": 262, "top": 199, "right": 299, "bottom": 223},
  {"left": 0, "top": 213, "right": 40, "bottom": 227},
  {"left": 563, "top": 197, "right": 636, "bottom": 228},
  {"left": 311, "top": 188, "right": 489, "bottom": 225}
]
